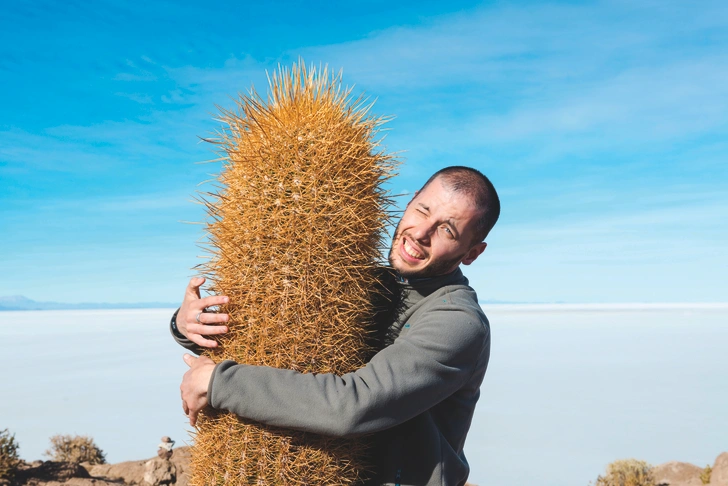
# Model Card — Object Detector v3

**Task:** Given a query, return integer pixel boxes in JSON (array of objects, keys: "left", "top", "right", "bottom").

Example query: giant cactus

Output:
[{"left": 190, "top": 62, "right": 398, "bottom": 485}]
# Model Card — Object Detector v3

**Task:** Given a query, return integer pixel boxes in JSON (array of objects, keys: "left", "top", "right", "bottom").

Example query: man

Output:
[{"left": 174, "top": 166, "right": 500, "bottom": 486}]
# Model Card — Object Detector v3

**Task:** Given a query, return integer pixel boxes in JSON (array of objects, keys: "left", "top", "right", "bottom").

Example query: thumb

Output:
[
  {"left": 186, "top": 277, "right": 205, "bottom": 299},
  {"left": 183, "top": 354, "right": 196, "bottom": 367}
]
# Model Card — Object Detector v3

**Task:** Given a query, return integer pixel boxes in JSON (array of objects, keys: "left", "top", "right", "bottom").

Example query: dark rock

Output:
[{"left": 14, "top": 461, "right": 90, "bottom": 484}]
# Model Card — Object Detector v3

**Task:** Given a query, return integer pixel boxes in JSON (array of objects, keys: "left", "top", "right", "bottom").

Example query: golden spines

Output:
[{"left": 189, "top": 61, "right": 396, "bottom": 485}]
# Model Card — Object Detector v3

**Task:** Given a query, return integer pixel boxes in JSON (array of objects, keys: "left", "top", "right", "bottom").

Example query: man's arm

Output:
[{"left": 206, "top": 303, "right": 489, "bottom": 437}]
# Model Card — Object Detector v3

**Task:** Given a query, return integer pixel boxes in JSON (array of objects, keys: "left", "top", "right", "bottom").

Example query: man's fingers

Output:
[
  {"left": 194, "top": 310, "right": 229, "bottom": 326},
  {"left": 189, "top": 320, "right": 229, "bottom": 334},
  {"left": 189, "top": 408, "right": 199, "bottom": 427},
  {"left": 180, "top": 356, "right": 213, "bottom": 427},
  {"left": 190, "top": 334, "right": 220, "bottom": 348},
  {"left": 183, "top": 354, "right": 196, "bottom": 366},
  {"left": 198, "top": 295, "right": 230, "bottom": 309},
  {"left": 192, "top": 312, "right": 230, "bottom": 328},
  {"left": 189, "top": 323, "right": 228, "bottom": 337},
  {"left": 186, "top": 277, "right": 206, "bottom": 299}
]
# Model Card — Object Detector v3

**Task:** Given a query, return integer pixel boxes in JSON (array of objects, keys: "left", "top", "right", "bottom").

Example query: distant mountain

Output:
[{"left": 0, "top": 295, "right": 177, "bottom": 311}]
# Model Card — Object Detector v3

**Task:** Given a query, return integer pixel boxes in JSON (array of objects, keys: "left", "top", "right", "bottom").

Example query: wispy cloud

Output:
[
  {"left": 473, "top": 59, "right": 728, "bottom": 142},
  {"left": 283, "top": 2, "right": 728, "bottom": 167},
  {"left": 2, "top": 0, "right": 727, "bottom": 303},
  {"left": 300, "top": 2, "right": 726, "bottom": 85}
]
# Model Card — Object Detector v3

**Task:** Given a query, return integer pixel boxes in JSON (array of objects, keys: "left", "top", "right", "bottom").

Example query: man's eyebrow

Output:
[{"left": 417, "top": 203, "right": 430, "bottom": 211}]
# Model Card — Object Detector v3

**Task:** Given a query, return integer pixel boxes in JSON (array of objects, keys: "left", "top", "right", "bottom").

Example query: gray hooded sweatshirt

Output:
[{"left": 173, "top": 268, "right": 490, "bottom": 486}]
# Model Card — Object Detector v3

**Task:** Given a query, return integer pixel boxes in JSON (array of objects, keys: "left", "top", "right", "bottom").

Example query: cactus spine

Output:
[{"left": 191, "top": 62, "right": 397, "bottom": 485}]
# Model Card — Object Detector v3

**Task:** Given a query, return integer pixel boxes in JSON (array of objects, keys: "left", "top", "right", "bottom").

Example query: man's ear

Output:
[{"left": 461, "top": 242, "right": 487, "bottom": 265}]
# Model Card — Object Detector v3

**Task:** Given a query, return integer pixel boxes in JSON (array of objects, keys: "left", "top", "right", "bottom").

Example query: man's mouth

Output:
[{"left": 402, "top": 238, "right": 425, "bottom": 261}]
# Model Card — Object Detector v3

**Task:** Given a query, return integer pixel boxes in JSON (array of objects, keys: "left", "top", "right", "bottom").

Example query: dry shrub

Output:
[
  {"left": 0, "top": 429, "right": 20, "bottom": 481},
  {"left": 190, "top": 61, "right": 397, "bottom": 485},
  {"left": 594, "top": 459, "right": 655, "bottom": 486},
  {"left": 700, "top": 464, "right": 712, "bottom": 485},
  {"left": 44, "top": 435, "right": 106, "bottom": 465}
]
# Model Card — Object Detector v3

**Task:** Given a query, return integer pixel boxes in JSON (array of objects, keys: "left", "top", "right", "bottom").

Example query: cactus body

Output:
[{"left": 191, "top": 63, "right": 396, "bottom": 485}]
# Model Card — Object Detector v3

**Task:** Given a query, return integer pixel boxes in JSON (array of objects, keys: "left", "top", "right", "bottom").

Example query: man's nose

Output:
[{"left": 409, "top": 220, "right": 433, "bottom": 243}]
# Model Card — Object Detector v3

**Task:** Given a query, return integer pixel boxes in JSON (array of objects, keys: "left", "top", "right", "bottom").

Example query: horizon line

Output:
[{"left": 1, "top": 301, "right": 727, "bottom": 313}]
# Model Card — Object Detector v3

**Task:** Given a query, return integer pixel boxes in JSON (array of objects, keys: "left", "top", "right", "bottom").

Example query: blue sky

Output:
[{"left": 1, "top": 0, "right": 726, "bottom": 304}]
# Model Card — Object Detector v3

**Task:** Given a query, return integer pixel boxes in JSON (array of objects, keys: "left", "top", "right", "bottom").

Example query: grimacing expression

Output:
[{"left": 388, "top": 178, "right": 486, "bottom": 279}]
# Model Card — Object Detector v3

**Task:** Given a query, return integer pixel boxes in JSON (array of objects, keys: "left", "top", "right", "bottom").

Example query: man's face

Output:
[{"left": 388, "top": 178, "right": 487, "bottom": 279}]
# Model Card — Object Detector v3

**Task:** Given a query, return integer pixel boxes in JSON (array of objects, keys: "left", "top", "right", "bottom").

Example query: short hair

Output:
[{"left": 419, "top": 166, "right": 500, "bottom": 243}]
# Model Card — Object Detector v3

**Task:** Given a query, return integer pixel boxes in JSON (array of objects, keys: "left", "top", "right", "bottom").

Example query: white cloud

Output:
[{"left": 472, "top": 58, "right": 728, "bottom": 142}]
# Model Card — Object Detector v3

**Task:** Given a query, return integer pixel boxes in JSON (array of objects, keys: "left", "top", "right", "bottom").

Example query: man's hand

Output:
[
  {"left": 181, "top": 354, "right": 216, "bottom": 426},
  {"left": 178, "top": 277, "right": 229, "bottom": 348}
]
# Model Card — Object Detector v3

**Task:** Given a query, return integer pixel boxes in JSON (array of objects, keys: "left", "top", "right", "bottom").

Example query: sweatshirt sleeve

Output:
[
  {"left": 169, "top": 308, "right": 205, "bottom": 355},
  {"left": 207, "top": 300, "right": 489, "bottom": 437}
]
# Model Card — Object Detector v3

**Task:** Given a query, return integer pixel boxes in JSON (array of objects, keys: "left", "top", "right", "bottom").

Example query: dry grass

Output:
[
  {"left": 44, "top": 435, "right": 106, "bottom": 465},
  {"left": 0, "top": 429, "right": 20, "bottom": 481},
  {"left": 190, "top": 61, "right": 397, "bottom": 485},
  {"left": 700, "top": 464, "right": 712, "bottom": 485},
  {"left": 594, "top": 459, "right": 655, "bottom": 486}
]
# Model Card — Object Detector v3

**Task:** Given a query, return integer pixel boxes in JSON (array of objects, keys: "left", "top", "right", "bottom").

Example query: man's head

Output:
[{"left": 388, "top": 166, "right": 500, "bottom": 279}]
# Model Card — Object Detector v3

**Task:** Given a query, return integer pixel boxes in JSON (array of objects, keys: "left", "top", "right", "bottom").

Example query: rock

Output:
[
  {"left": 168, "top": 447, "right": 190, "bottom": 486},
  {"left": 87, "top": 459, "right": 147, "bottom": 484},
  {"left": 65, "top": 479, "right": 123, "bottom": 485},
  {"left": 653, "top": 461, "right": 703, "bottom": 486},
  {"left": 710, "top": 452, "right": 728, "bottom": 486},
  {"left": 13, "top": 445, "right": 189, "bottom": 485},
  {"left": 83, "top": 447, "right": 191, "bottom": 486},
  {"left": 143, "top": 458, "right": 176, "bottom": 485},
  {"left": 156, "top": 449, "right": 172, "bottom": 461},
  {"left": 25, "top": 481, "right": 118, "bottom": 486},
  {"left": 14, "top": 461, "right": 90, "bottom": 483}
]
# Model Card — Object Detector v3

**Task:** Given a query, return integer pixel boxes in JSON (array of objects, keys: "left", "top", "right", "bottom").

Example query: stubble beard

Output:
[{"left": 388, "top": 223, "right": 467, "bottom": 279}]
